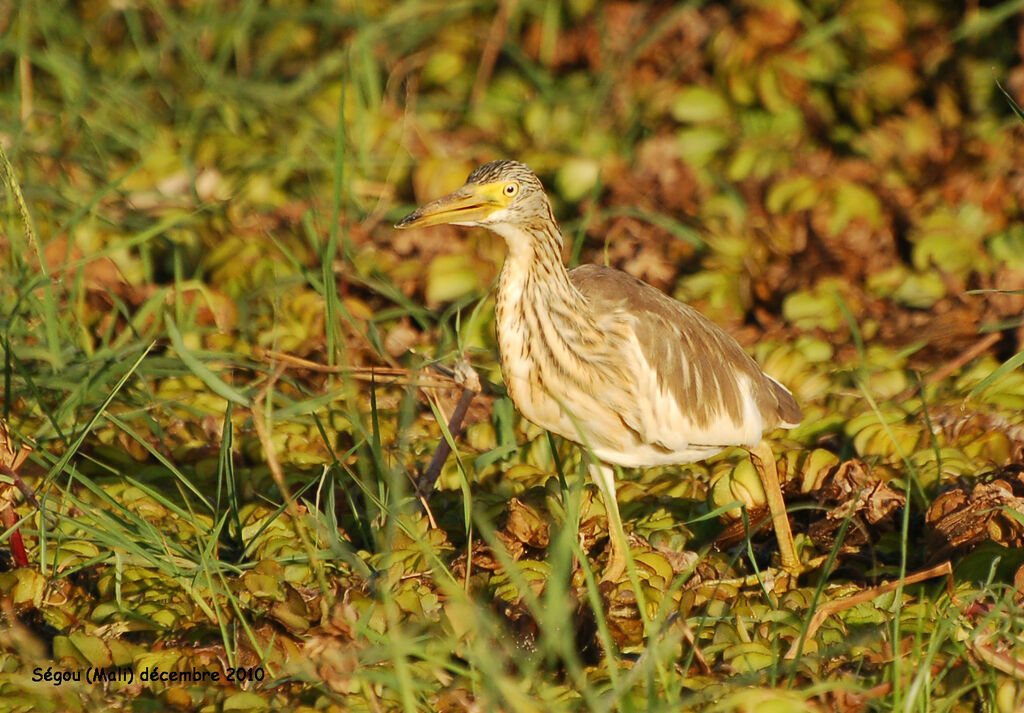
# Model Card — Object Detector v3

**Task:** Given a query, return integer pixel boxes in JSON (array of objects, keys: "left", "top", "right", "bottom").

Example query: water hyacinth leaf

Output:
[
  {"left": 914, "top": 235, "right": 986, "bottom": 276},
  {"left": 633, "top": 551, "right": 674, "bottom": 584},
  {"left": 797, "top": 448, "right": 842, "bottom": 493},
  {"left": 722, "top": 641, "right": 777, "bottom": 672},
  {"left": 708, "top": 459, "right": 766, "bottom": 521},
  {"left": 726, "top": 68, "right": 757, "bottom": 106},
  {"left": 866, "top": 369, "right": 908, "bottom": 399},
  {"left": 727, "top": 143, "right": 761, "bottom": 181},
  {"left": 223, "top": 692, "right": 271, "bottom": 711},
  {"left": 42, "top": 539, "right": 102, "bottom": 569},
  {"left": 422, "top": 49, "right": 466, "bottom": 87},
  {"left": 756, "top": 64, "right": 793, "bottom": 114},
  {"left": 675, "top": 126, "right": 733, "bottom": 166},
  {"left": 845, "top": 408, "right": 906, "bottom": 435},
  {"left": 555, "top": 157, "right": 601, "bottom": 202},
  {"left": 988, "top": 227, "right": 1024, "bottom": 269},
  {"left": 766, "top": 175, "right": 820, "bottom": 214},
  {"left": 892, "top": 271, "right": 946, "bottom": 308},
  {"left": 846, "top": 0, "right": 906, "bottom": 51},
  {"left": 793, "top": 336, "right": 834, "bottom": 363},
  {"left": 828, "top": 180, "right": 882, "bottom": 235},
  {"left": 782, "top": 289, "right": 844, "bottom": 331},
  {"left": 962, "top": 431, "right": 1012, "bottom": 463},
  {"left": 968, "top": 350, "right": 1024, "bottom": 400},
  {"left": 910, "top": 448, "right": 975, "bottom": 482},
  {"left": 242, "top": 563, "right": 287, "bottom": 601},
  {"left": 425, "top": 253, "right": 483, "bottom": 306},
  {"left": 671, "top": 86, "right": 731, "bottom": 124},
  {"left": 63, "top": 632, "right": 114, "bottom": 668},
  {"left": 861, "top": 62, "right": 918, "bottom": 110},
  {"left": 910, "top": 204, "right": 995, "bottom": 272},
  {"left": 1, "top": 568, "right": 43, "bottom": 609}
]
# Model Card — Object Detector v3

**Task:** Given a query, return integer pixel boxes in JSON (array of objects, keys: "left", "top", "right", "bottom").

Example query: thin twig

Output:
[
  {"left": 678, "top": 618, "right": 712, "bottom": 675},
  {"left": 784, "top": 560, "right": 953, "bottom": 659},
  {"left": 898, "top": 332, "right": 1000, "bottom": 401},
  {"left": 418, "top": 388, "right": 477, "bottom": 499},
  {"left": 971, "top": 628, "right": 1024, "bottom": 679},
  {"left": 257, "top": 348, "right": 457, "bottom": 389},
  {"left": 416, "top": 359, "right": 481, "bottom": 500},
  {"left": 698, "top": 555, "right": 830, "bottom": 591},
  {"left": 471, "top": 0, "right": 518, "bottom": 106}
]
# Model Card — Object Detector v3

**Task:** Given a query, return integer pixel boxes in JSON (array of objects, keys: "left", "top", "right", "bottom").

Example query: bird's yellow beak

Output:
[{"left": 395, "top": 183, "right": 506, "bottom": 229}]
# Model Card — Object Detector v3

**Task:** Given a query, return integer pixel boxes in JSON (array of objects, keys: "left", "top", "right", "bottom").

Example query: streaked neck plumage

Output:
[
  {"left": 490, "top": 217, "right": 588, "bottom": 324},
  {"left": 491, "top": 214, "right": 613, "bottom": 397}
]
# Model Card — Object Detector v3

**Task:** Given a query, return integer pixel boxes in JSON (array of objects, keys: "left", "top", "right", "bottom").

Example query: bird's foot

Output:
[
  {"left": 599, "top": 548, "right": 627, "bottom": 584},
  {"left": 703, "top": 554, "right": 828, "bottom": 593}
]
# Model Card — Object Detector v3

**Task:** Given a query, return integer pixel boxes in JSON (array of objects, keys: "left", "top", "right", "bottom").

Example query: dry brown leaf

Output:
[
  {"left": 501, "top": 498, "right": 550, "bottom": 549},
  {"left": 803, "top": 459, "right": 905, "bottom": 553},
  {"left": 927, "top": 469, "right": 1024, "bottom": 557}
]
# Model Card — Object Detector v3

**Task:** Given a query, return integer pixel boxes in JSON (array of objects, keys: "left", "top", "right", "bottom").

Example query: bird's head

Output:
[{"left": 395, "top": 160, "right": 551, "bottom": 233}]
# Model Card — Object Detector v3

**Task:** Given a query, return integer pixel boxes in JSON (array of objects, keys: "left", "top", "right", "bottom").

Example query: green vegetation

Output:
[{"left": 2, "top": 0, "right": 1024, "bottom": 710}]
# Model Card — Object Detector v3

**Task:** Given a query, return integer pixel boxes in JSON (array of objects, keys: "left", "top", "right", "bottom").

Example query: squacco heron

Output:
[{"left": 397, "top": 160, "right": 802, "bottom": 581}]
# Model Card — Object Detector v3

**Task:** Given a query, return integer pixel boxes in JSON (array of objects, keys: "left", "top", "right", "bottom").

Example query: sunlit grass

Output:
[{"left": 2, "top": 0, "right": 1024, "bottom": 711}]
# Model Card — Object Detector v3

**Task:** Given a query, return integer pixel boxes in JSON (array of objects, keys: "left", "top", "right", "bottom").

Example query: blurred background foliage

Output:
[{"left": 1, "top": 0, "right": 1024, "bottom": 711}]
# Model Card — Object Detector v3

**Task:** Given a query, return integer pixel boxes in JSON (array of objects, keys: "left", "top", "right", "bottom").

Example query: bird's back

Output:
[{"left": 564, "top": 264, "right": 800, "bottom": 466}]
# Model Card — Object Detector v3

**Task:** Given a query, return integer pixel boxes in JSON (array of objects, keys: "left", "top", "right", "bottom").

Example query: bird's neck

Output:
[
  {"left": 492, "top": 220, "right": 587, "bottom": 317},
  {"left": 492, "top": 219, "right": 603, "bottom": 401}
]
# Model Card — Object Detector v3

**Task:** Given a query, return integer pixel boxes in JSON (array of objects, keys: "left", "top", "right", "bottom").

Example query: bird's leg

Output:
[
  {"left": 747, "top": 440, "right": 801, "bottom": 574},
  {"left": 589, "top": 463, "right": 627, "bottom": 582}
]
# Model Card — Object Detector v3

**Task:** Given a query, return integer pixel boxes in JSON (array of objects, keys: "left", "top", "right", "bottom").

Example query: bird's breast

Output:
[
  {"left": 494, "top": 269, "right": 639, "bottom": 451},
  {"left": 494, "top": 284, "right": 566, "bottom": 435}
]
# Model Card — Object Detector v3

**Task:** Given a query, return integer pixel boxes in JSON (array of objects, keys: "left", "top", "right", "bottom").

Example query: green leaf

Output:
[
  {"left": 671, "top": 86, "right": 731, "bottom": 123},
  {"left": 968, "top": 350, "right": 1024, "bottom": 399},
  {"left": 223, "top": 692, "right": 271, "bottom": 711},
  {"left": 165, "top": 315, "right": 250, "bottom": 406}
]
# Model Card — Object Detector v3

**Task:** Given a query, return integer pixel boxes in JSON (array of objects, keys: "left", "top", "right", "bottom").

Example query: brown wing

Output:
[{"left": 569, "top": 264, "right": 800, "bottom": 433}]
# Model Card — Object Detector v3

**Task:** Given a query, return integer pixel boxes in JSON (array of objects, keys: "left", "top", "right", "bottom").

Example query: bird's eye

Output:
[{"left": 504, "top": 183, "right": 519, "bottom": 197}]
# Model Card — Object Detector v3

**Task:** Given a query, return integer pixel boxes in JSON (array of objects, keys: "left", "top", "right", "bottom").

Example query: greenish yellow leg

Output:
[
  {"left": 590, "top": 463, "right": 627, "bottom": 582},
  {"left": 748, "top": 440, "right": 801, "bottom": 574}
]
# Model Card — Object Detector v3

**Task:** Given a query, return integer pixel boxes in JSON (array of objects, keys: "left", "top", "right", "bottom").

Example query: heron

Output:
[{"left": 397, "top": 160, "right": 802, "bottom": 582}]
